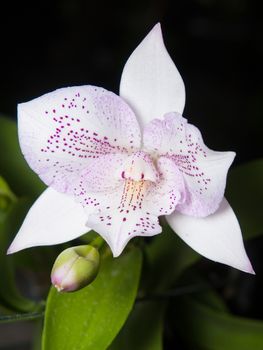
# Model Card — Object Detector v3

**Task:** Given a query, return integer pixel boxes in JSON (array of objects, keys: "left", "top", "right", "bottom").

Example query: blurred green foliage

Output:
[
  {"left": 172, "top": 278, "right": 263, "bottom": 350},
  {"left": 0, "top": 99, "right": 262, "bottom": 349},
  {"left": 226, "top": 159, "right": 263, "bottom": 240},
  {"left": 0, "top": 116, "right": 45, "bottom": 198},
  {"left": 42, "top": 248, "right": 142, "bottom": 350}
]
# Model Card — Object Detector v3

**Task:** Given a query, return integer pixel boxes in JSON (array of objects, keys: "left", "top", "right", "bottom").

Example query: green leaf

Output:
[
  {"left": 144, "top": 225, "right": 199, "bottom": 292},
  {"left": 173, "top": 291, "right": 263, "bottom": 350},
  {"left": 0, "top": 197, "right": 37, "bottom": 312},
  {"left": 32, "top": 319, "right": 44, "bottom": 350},
  {"left": 0, "top": 175, "right": 16, "bottom": 221},
  {"left": 0, "top": 176, "right": 16, "bottom": 201},
  {"left": 42, "top": 248, "right": 142, "bottom": 350},
  {"left": 109, "top": 301, "right": 165, "bottom": 350},
  {"left": 0, "top": 116, "right": 45, "bottom": 197},
  {"left": 226, "top": 159, "right": 263, "bottom": 240}
]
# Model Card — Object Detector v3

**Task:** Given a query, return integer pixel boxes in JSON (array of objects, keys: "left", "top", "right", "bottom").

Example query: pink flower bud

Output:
[{"left": 51, "top": 245, "right": 100, "bottom": 292}]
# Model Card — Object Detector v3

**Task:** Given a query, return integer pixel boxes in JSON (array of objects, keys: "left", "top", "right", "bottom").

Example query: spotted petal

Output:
[
  {"left": 166, "top": 198, "right": 254, "bottom": 274},
  {"left": 18, "top": 85, "right": 141, "bottom": 194},
  {"left": 120, "top": 23, "right": 185, "bottom": 127},
  {"left": 144, "top": 113, "right": 235, "bottom": 217},
  {"left": 84, "top": 152, "right": 183, "bottom": 256},
  {"left": 145, "top": 156, "right": 185, "bottom": 216},
  {"left": 8, "top": 188, "right": 89, "bottom": 254}
]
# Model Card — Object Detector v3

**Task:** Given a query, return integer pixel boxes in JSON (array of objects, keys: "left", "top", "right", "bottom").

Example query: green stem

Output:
[
  {"left": 0, "top": 311, "right": 44, "bottom": 324},
  {"left": 90, "top": 236, "right": 105, "bottom": 250}
]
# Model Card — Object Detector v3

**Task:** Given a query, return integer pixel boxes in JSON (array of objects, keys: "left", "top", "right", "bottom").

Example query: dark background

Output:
[
  {"left": 0, "top": 0, "right": 262, "bottom": 163},
  {"left": 0, "top": 1, "right": 262, "bottom": 348}
]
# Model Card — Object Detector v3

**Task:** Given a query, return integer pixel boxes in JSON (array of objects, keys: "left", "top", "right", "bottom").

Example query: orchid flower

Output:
[{"left": 8, "top": 24, "right": 254, "bottom": 274}]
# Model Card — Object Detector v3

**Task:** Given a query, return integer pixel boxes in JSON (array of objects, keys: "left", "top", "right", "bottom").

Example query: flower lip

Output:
[{"left": 116, "top": 151, "right": 159, "bottom": 183}]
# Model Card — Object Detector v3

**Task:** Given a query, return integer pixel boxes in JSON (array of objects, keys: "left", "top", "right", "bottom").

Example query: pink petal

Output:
[
  {"left": 75, "top": 153, "right": 128, "bottom": 197},
  {"left": 7, "top": 188, "right": 89, "bottom": 254},
  {"left": 166, "top": 198, "right": 254, "bottom": 274},
  {"left": 18, "top": 86, "right": 141, "bottom": 194},
  {"left": 145, "top": 156, "right": 185, "bottom": 216},
  {"left": 120, "top": 23, "right": 185, "bottom": 127},
  {"left": 144, "top": 113, "right": 235, "bottom": 217}
]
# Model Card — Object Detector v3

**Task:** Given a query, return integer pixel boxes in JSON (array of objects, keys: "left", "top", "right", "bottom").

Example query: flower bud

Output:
[{"left": 51, "top": 245, "right": 100, "bottom": 292}]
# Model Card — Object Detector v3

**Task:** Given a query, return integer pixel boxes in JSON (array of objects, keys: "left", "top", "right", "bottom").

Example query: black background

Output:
[
  {"left": 0, "top": 1, "right": 262, "bottom": 347},
  {"left": 0, "top": 0, "right": 262, "bottom": 163}
]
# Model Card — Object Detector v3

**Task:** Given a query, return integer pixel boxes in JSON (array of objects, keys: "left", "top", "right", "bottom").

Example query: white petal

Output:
[
  {"left": 144, "top": 113, "right": 235, "bottom": 217},
  {"left": 18, "top": 85, "right": 141, "bottom": 193},
  {"left": 7, "top": 188, "right": 89, "bottom": 254},
  {"left": 166, "top": 198, "right": 254, "bottom": 274},
  {"left": 120, "top": 23, "right": 185, "bottom": 127},
  {"left": 88, "top": 210, "right": 161, "bottom": 257}
]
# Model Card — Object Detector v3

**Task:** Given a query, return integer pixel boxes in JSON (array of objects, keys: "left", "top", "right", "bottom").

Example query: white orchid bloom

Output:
[{"left": 8, "top": 24, "right": 254, "bottom": 274}]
